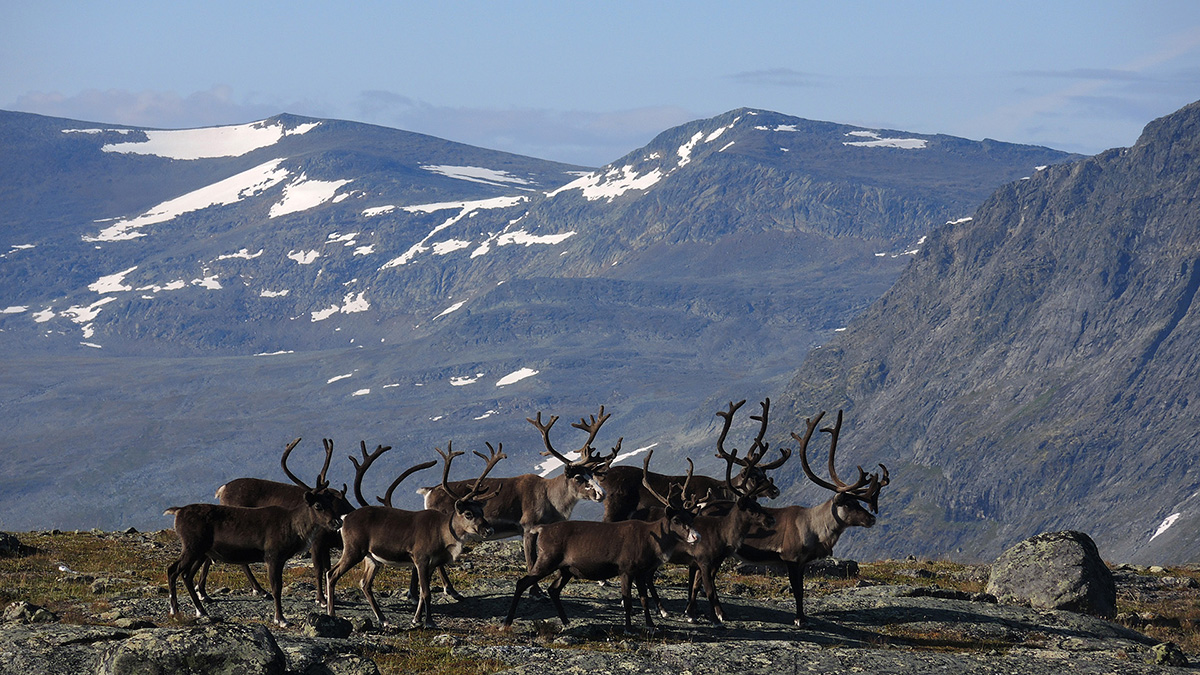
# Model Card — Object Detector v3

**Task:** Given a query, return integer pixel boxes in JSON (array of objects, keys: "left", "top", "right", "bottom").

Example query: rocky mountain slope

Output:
[
  {"left": 778, "top": 101, "right": 1200, "bottom": 564},
  {"left": 0, "top": 107, "right": 1074, "bottom": 532}
]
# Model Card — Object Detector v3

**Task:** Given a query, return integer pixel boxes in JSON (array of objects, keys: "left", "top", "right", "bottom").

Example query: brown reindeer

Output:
[
  {"left": 326, "top": 442, "right": 505, "bottom": 629},
  {"left": 736, "top": 409, "right": 889, "bottom": 626},
  {"left": 600, "top": 399, "right": 789, "bottom": 522},
  {"left": 414, "top": 407, "right": 616, "bottom": 599},
  {"left": 164, "top": 440, "right": 347, "bottom": 627},
  {"left": 649, "top": 432, "right": 780, "bottom": 624},
  {"left": 198, "top": 438, "right": 366, "bottom": 603},
  {"left": 502, "top": 451, "right": 701, "bottom": 634}
]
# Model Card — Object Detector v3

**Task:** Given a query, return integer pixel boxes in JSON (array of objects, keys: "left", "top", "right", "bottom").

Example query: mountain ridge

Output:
[
  {"left": 778, "top": 100, "right": 1200, "bottom": 564},
  {"left": 0, "top": 106, "right": 1079, "bottom": 542}
]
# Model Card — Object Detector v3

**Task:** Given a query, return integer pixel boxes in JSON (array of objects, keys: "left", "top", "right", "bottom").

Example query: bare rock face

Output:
[{"left": 986, "top": 530, "right": 1116, "bottom": 618}]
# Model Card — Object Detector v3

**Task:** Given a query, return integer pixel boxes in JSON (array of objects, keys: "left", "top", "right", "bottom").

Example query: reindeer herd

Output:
[{"left": 163, "top": 399, "right": 889, "bottom": 632}]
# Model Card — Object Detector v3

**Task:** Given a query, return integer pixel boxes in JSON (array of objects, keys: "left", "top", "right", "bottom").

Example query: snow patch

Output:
[
  {"left": 435, "top": 301, "right": 466, "bottom": 319},
  {"left": 422, "top": 165, "right": 534, "bottom": 187},
  {"left": 260, "top": 289, "right": 290, "bottom": 298},
  {"left": 2, "top": 306, "right": 27, "bottom": 314},
  {"left": 451, "top": 374, "right": 483, "bottom": 386},
  {"left": 1150, "top": 513, "right": 1183, "bottom": 542},
  {"left": 379, "top": 196, "right": 528, "bottom": 269},
  {"left": 288, "top": 249, "right": 320, "bottom": 265},
  {"left": 362, "top": 205, "right": 396, "bottom": 217},
  {"left": 63, "top": 297, "right": 116, "bottom": 325},
  {"left": 89, "top": 266, "right": 138, "bottom": 293},
  {"left": 843, "top": 130, "right": 927, "bottom": 150},
  {"left": 546, "top": 165, "right": 664, "bottom": 203},
  {"left": 352, "top": 388, "right": 371, "bottom": 397},
  {"left": 610, "top": 443, "right": 659, "bottom": 466},
  {"left": 327, "top": 373, "right": 354, "bottom": 384},
  {"left": 269, "top": 174, "right": 352, "bottom": 218},
  {"left": 216, "top": 248, "right": 263, "bottom": 261},
  {"left": 85, "top": 159, "right": 290, "bottom": 242},
  {"left": 33, "top": 308, "right": 56, "bottom": 323},
  {"left": 76, "top": 119, "right": 319, "bottom": 160},
  {"left": 255, "top": 350, "right": 295, "bottom": 356},
  {"left": 310, "top": 291, "right": 370, "bottom": 321},
  {"left": 496, "top": 367, "right": 538, "bottom": 387},
  {"left": 353, "top": 245, "right": 375, "bottom": 256}
]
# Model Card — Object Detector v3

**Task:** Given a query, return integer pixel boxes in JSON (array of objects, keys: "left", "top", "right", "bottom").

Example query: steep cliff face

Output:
[{"left": 779, "top": 101, "right": 1200, "bottom": 564}]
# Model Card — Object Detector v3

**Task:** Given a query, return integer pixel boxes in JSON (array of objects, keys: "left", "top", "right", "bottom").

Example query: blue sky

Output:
[{"left": 4, "top": 2, "right": 1200, "bottom": 166}]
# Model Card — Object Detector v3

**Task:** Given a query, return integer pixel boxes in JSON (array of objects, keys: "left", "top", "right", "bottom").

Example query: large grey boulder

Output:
[
  {"left": 986, "top": 530, "right": 1116, "bottom": 617},
  {"left": 98, "top": 623, "right": 286, "bottom": 674}
]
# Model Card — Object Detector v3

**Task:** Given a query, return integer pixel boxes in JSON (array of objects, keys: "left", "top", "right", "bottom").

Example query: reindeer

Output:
[
  {"left": 647, "top": 415, "right": 781, "bottom": 624},
  {"left": 736, "top": 409, "right": 889, "bottom": 626},
  {"left": 164, "top": 440, "right": 347, "bottom": 627},
  {"left": 198, "top": 438, "right": 366, "bottom": 603},
  {"left": 326, "top": 442, "right": 505, "bottom": 629},
  {"left": 502, "top": 451, "right": 701, "bottom": 634},
  {"left": 600, "top": 399, "right": 789, "bottom": 522},
  {"left": 414, "top": 407, "right": 616, "bottom": 599}
]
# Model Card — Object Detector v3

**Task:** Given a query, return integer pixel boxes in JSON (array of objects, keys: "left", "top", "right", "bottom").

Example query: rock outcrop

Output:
[{"left": 986, "top": 531, "right": 1117, "bottom": 617}]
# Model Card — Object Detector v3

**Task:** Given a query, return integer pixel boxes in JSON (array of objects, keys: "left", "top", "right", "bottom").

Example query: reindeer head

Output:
[
  {"left": 792, "top": 410, "right": 889, "bottom": 529},
  {"left": 280, "top": 437, "right": 353, "bottom": 529},
  {"left": 642, "top": 451, "right": 702, "bottom": 545},
  {"left": 530, "top": 406, "right": 619, "bottom": 504},
  {"left": 436, "top": 441, "right": 506, "bottom": 542}
]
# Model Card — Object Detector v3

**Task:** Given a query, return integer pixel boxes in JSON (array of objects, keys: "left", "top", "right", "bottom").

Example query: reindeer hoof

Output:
[
  {"left": 658, "top": 609, "right": 669, "bottom": 618},
  {"left": 794, "top": 617, "right": 807, "bottom": 627},
  {"left": 446, "top": 590, "right": 464, "bottom": 601}
]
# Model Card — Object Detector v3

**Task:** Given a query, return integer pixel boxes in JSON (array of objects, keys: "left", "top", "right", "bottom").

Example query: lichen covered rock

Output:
[{"left": 986, "top": 530, "right": 1116, "bottom": 617}]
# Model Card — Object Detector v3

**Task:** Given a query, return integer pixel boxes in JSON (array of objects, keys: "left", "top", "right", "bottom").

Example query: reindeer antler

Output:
[
  {"left": 794, "top": 410, "right": 887, "bottom": 509},
  {"left": 463, "top": 442, "right": 507, "bottom": 502},
  {"left": 280, "top": 437, "right": 333, "bottom": 491},
  {"left": 378, "top": 459, "right": 438, "bottom": 508},
  {"left": 349, "top": 441, "right": 391, "bottom": 507},
  {"left": 435, "top": 442, "right": 467, "bottom": 501}
]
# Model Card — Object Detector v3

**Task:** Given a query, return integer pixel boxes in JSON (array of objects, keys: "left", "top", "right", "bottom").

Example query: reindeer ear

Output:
[{"left": 304, "top": 491, "right": 319, "bottom": 506}]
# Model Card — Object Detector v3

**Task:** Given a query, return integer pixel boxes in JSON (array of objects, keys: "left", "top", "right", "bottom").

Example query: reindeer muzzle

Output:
[{"left": 686, "top": 528, "right": 700, "bottom": 544}]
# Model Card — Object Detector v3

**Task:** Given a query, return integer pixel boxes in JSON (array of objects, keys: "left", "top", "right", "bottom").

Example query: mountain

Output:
[
  {"left": 0, "top": 107, "right": 1075, "bottom": 532},
  {"left": 778, "top": 100, "right": 1200, "bottom": 564}
]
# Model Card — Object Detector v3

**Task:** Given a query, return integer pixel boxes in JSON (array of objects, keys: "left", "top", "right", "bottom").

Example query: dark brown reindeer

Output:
[
  {"left": 197, "top": 438, "right": 367, "bottom": 603},
  {"left": 736, "top": 409, "right": 889, "bottom": 626},
  {"left": 326, "top": 442, "right": 505, "bottom": 629},
  {"left": 164, "top": 441, "right": 347, "bottom": 627},
  {"left": 600, "top": 399, "right": 789, "bottom": 522},
  {"left": 502, "top": 451, "right": 701, "bottom": 634},
  {"left": 647, "top": 424, "right": 780, "bottom": 624},
  {"left": 413, "top": 407, "right": 616, "bottom": 599}
]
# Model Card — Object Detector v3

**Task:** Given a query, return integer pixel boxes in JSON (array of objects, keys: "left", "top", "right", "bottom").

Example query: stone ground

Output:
[{"left": 0, "top": 532, "right": 1197, "bottom": 674}]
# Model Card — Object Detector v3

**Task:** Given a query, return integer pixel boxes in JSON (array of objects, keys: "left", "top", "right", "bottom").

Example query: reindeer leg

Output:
[
  {"left": 437, "top": 564, "right": 463, "bottom": 600},
  {"left": 412, "top": 561, "right": 436, "bottom": 629},
  {"left": 180, "top": 557, "right": 209, "bottom": 619},
  {"left": 547, "top": 569, "right": 573, "bottom": 627},
  {"left": 196, "top": 557, "right": 212, "bottom": 602},
  {"left": 646, "top": 570, "right": 668, "bottom": 618},
  {"left": 265, "top": 554, "right": 288, "bottom": 627},
  {"left": 698, "top": 560, "right": 725, "bottom": 625},
  {"left": 786, "top": 560, "right": 807, "bottom": 627},
  {"left": 325, "top": 546, "right": 363, "bottom": 617},
  {"left": 241, "top": 564, "right": 271, "bottom": 598},
  {"left": 359, "top": 557, "right": 389, "bottom": 628},
  {"left": 635, "top": 572, "right": 659, "bottom": 633},
  {"left": 684, "top": 564, "right": 701, "bottom": 622},
  {"left": 521, "top": 530, "right": 546, "bottom": 598},
  {"left": 312, "top": 539, "right": 332, "bottom": 604}
]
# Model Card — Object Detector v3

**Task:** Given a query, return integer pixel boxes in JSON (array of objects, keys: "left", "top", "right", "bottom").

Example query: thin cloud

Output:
[
  {"left": 353, "top": 92, "right": 695, "bottom": 166},
  {"left": 11, "top": 85, "right": 305, "bottom": 128},
  {"left": 728, "top": 68, "right": 823, "bottom": 88}
]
